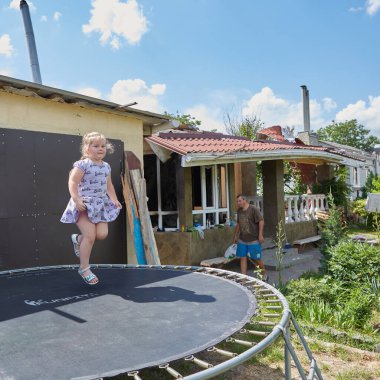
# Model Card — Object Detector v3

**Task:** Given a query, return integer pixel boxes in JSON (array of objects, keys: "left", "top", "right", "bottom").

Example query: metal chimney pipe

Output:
[
  {"left": 300, "top": 85, "right": 310, "bottom": 132},
  {"left": 20, "top": 0, "right": 42, "bottom": 84}
]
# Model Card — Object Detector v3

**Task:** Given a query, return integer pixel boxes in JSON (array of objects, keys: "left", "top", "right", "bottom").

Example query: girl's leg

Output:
[
  {"left": 76, "top": 212, "right": 97, "bottom": 283},
  {"left": 95, "top": 222, "right": 108, "bottom": 241}
]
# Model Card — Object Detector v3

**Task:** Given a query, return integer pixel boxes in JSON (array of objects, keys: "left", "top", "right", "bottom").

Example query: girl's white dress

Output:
[{"left": 60, "top": 158, "right": 120, "bottom": 224}]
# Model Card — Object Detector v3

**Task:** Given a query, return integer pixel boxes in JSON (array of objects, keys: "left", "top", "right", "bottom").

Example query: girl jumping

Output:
[{"left": 61, "top": 132, "right": 122, "bottom": 285}]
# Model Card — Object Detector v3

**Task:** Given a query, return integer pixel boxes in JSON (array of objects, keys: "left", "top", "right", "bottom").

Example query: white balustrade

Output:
[
  {"left": 243, "top": 194, "right": 327, "bottom": 224},
  {"left": 287, "top": 194, "right": 327, "bottom": 223}
]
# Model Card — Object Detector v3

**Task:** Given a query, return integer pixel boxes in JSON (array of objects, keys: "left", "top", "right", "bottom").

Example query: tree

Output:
[
  {"left": 164, "top": 112, "right": 201, "bottom": 128},
  {"left": 224, "top": 113, "right": 264, "bottom": 140},
  {"left": 316, "top": 119, "right": 380, "bottom": 152}
]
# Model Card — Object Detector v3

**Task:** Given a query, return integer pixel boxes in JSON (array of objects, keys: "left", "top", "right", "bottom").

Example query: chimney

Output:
[
  {"left": 20, "top": 0, "right": 42, "bottom": 84},
  {"left": 300, "top": 85, "right": 310, "bottom": 133}
]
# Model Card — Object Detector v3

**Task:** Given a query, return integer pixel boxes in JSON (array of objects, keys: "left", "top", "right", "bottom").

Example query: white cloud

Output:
[
  {"left": 349, "top": 7, "right": 363, "bottom": 12},
  {"left": 322, "top": 97, "right": 337, "bottom": 112},
  {"left": 40, "top": 15, "right": 48, "bottom": 22},
  {"left": 82, "top": 0, "right": 148, "bottom": 48},
  {"left": 76, "top": 87, "right": 102, "bottom": 99},
  {"left": 366, "top": 0, "right": 380, "bottom": 15},
  {"left": 53, "top": 11, "right": 62, "bottom": 22},
  {"left": 184, "top": 104, "right": 225, "bottom": 132},
  {"left": 241, "top": 87, "right": 329, "bottom": 132},
  {"left": 108, "top": 79, "right": 166, "bottom": 113},
  {"left": 0, "top": 68, "right": 12, "bottom": 76},
  {"left": 335, "top": 95, "right": 380, "bottom": 136},
  {"left": 10, "top": 0, "right": 36, "bottom": 11},
  {"left": 0, "top": 34, "right": 13, "bottom": 57}
]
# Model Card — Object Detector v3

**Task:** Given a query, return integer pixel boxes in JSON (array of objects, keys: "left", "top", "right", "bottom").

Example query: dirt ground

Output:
[{"left": 218, "top": 342, "right": 380, "bottom": 380}]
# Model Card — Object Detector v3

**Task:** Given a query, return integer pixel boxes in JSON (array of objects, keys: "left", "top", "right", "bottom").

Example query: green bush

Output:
[
  {"left": 319, "top": 193, "right": 347, "bottom": 260},
  {"left": 285, "top": 276, "right": 339, "bottom": 304},
  {"left": 350, "top": 199, "right": 376, "bottom": 228},
  {"left": 327, "top": 240, "right": 380, "bottom": 283}
]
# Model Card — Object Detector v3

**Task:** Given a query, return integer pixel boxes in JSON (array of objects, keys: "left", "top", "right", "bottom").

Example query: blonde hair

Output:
[{"left": 80, "top": 131, "right": 114, "bottom": 159}]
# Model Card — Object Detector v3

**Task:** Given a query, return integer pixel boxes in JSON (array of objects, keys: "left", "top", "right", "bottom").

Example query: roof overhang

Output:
[
  {"left": 0, "top": 75, "right": 170, "bottom": 127},
  {"left": 180, "top": 150, "right": 343, "bottom": 167},
  {"left": 146, "top": 138, "right": 344, "bottom": 166}
]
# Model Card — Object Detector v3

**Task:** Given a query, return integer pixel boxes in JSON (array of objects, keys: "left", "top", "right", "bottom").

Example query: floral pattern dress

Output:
[{"left": 60, "top": 158, "right": 120, "bottom": 224}]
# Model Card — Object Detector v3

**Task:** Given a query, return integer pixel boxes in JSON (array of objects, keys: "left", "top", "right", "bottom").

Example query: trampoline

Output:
[{"left": 0, "top": 265, "right": 323, "bottom": 380}]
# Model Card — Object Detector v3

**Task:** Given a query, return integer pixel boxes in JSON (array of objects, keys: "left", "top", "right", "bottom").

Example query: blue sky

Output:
[{"left": 1, "top": 0, "right": 380, "bottom": 136}]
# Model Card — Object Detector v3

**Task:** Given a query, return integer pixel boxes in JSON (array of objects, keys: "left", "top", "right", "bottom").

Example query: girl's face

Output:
[{"left": 87, "top": 138, "right": 106, "bottom": 162}]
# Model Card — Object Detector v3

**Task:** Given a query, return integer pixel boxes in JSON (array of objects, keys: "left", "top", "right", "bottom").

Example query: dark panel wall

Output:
[{"left": 0, "top": 128, "right": 126, "bottom": 270}]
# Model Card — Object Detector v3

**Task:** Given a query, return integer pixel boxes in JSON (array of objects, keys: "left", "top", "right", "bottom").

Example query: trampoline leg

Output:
[{"left": 284, "top": 322, "right": 292, "bottom": 380}]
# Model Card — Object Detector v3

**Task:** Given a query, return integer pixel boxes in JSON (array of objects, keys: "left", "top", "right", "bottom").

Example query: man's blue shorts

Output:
[{"left": 236, "top": 241, "right": 262, "bottom": 260}]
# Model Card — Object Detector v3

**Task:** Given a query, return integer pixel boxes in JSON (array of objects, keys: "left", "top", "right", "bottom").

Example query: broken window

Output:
[
  {"left": 191, "top": 164, "right": 230, "bottom": 228},
  {"left": 144, "top": 155, "right": 178, "bottom": 230}
]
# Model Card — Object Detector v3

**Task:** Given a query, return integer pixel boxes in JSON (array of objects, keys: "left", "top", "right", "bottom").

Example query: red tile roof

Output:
[{"left": 146, "top": 130, "right": 330, "bottom": 156}]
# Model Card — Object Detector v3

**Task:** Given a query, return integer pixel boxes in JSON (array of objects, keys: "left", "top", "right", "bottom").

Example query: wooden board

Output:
[
  {"left": 122, "top": 155, "right": 146, "bottom": 265},
  {"left": 125, "top": 151, "right": 161, "bottom": 265}
]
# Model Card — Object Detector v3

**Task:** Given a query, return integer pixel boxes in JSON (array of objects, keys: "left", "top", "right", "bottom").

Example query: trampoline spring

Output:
[
  {"left": 262, "top": 313, "right": 281, "bottom": 318},
  {"left": 241, "top": 328, "right": 268, "bottom": 337},
  {"left": 260, "top": 293, "right": 277, "bottom": 298},
  {"left": 158, "top": 363, "right": 183, "bottom": 378},
  {"left": 226, "top": 337, "right": 256, "bottom": 347},
  {"left": 257, "top": 288, "right": 273, "bottom": 293},
  {"left": 207, "top": 346, "right": 237, "bottom": 358},
  {"left": 256, "top": 320, "right": 276, "bottom": 326},
  {"left": 265, "top": 305, "right": 282, "bottom": 309},
  {"left": 184, "top": 355, "right": 213, "bottom": 369},
  {"left": 127, "top": 370, "right": 142, "bottom": 379}
]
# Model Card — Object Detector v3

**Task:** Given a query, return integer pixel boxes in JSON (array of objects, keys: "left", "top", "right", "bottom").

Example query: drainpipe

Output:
[
  {"left": 20, "top": 0, "right": 42, "bottom": 84},
  {"left": 300, "top": 85, "right": 310, "bottom": 133}
]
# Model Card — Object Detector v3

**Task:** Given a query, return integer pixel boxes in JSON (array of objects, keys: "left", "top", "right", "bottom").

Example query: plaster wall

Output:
[
  {"left": 0, "top": 91, "right": 143, "bottom": 161},
  {"left": 155, "top": 228, "right": 236, "bottom": 266},
  {"left": 285, "top": 221, "right": 318, "bottom": 242}
]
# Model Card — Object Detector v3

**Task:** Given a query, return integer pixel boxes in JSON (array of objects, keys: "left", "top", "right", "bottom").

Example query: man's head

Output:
[{"left": 236, "top": 194, "right": 249, "bottom": 208}]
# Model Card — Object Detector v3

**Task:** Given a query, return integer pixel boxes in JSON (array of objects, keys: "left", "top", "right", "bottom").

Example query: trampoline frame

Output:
[{"left": 0, "top": 264, "right": 323, "bottom": 380}]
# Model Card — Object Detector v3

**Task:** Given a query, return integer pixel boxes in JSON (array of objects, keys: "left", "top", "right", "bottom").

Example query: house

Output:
[
  {"left": 0, "top": 74, "right": 352, "bottom": 270},
  {"left": 145, "top": 128, "right": 349, "bottom": 265},
  {"left": 0, "top": 74, "right": 171, "bottom": 270},
  {"left": 317, "top": 140, "right": 380, "bottom": 199}
]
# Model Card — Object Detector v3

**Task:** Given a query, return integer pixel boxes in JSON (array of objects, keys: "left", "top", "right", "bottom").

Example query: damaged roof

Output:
[
  {"left": 0, "top": 75, "right": 170, "bottom": 127},
  {"left": 145, "top": 130, "right": 348, "bottom": 167}
]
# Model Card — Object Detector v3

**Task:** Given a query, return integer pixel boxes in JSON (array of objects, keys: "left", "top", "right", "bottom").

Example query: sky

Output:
[{"left": 1, "top": 0, "right": 380, "bottom": 136}]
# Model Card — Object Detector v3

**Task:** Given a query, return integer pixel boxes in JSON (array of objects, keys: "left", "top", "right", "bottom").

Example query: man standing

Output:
[{"left": 233, "top": 194, "right": 268, "bottom": 281}]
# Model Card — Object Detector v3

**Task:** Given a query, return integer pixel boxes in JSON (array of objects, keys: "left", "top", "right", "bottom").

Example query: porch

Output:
[{"left": 145, "top": 130, "right": 338, "bottom": 266}]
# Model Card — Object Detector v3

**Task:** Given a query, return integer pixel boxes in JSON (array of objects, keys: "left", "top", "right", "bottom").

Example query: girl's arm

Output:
[
  {"left": 107, "top": 175, "right": 122, "bottom": 209},
  {"left": 68, "top": 167, "right": 86, "bottom": 211}
]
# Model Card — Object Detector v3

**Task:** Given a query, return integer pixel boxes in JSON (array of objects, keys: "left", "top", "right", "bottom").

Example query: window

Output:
[
  {"left": 144, "top": 155, "right": 178, "bottom": 230},
  {"left": 192, "top": 164, "right": 229, "bottom": 228},
  {"left": 353, "top": 167, "right": 359, "bottom": 186}
]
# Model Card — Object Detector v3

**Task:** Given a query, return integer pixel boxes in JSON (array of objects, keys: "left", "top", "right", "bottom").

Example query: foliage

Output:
[
  {"left": 371, "top": 176, "right": 380, "bottom": 193},
  {"left": 312, "top": 166, "right": 350, "bottom": 208},
  {"left": 319, "top": 192, "right": 347, "bottom": 258},
  {"left": 349, "top": 199, "right": 377, "bottom": 228},
  {"left": 224, "top": 113, "right": 264, "bottom": 140},
  {"left": 284, "top": 162, "right": 307, "bottom": 194},
  {"left": 316, "top": 119, "right": 380, "bottom": 152},
  {"left": 164, "top": 111, "right": 201, "bottom": 127},
  {"left": 361, "top": 171, "right": 376, "bottom": 198},
  {"left": 285, "top": 276, "right": 338, "bottom": 304},
  {"left": 275, "top": 220, "right": 286, "bottom": 286},
  {"left": 327, "top": 240, "right": 380, "bottom": 283}
]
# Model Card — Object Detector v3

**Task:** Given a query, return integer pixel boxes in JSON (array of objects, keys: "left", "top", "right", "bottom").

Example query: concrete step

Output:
[{"left": 262, "top": 247, "right": 313, "bottom": 271}]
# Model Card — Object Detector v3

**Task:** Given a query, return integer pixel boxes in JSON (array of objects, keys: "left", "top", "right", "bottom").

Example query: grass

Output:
[{"left": 346, "top": 226, "right": 378, "bottom": 240}]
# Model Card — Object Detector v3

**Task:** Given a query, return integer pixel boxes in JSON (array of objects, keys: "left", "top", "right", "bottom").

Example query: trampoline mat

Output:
[{"left": 0, "top": 266, "right": 257, "bottom": 380}]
